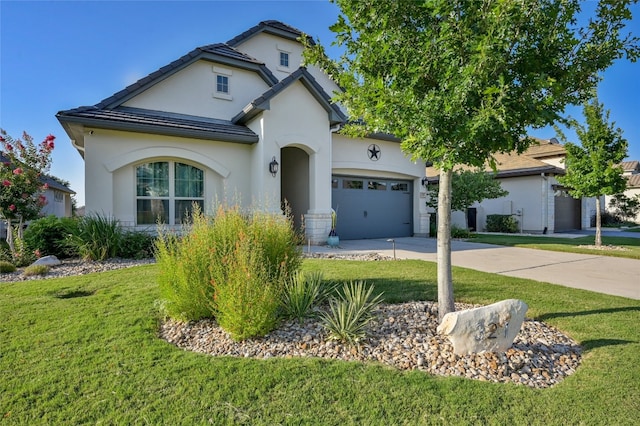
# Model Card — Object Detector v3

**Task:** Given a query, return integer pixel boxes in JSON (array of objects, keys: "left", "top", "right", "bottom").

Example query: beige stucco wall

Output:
[
  {"left": 234, "top": 33, "right": 303, "bottom": 82},
  {"left": 605, "top": 186, "right": 640, "bottom": 223},
  {"left": 331, "top": 134, "right": 427, "bottom": 235},
  {"left": 444, "top": 174, "right": 558, "bottom": 233},
  {"left": 83, "top": 128, "right": 254, "bottom": 227},
  {"left": 122, "top": 60, "right": 269, "bottom": 120}
]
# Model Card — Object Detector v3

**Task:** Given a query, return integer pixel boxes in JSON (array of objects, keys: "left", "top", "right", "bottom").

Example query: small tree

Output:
[
  {"left": 609, "top": 193, "right": 640, "bottom": 223},
  {"left": 0, "top": 130, "right": 55, "bottom": 256},
  {"left": 557, "top": 98, "right": 628, "bottom": 246},
  {"left": 426, "top": 169, "right": 508, "bottom": 228}
]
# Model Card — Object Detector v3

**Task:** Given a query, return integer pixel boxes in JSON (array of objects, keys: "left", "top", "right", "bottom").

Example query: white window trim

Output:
[
  {"left": 277, "top": 44, "right": 293, "bottom": 72},
  {"left": 212, "top": 66, "right": 233, "bottom": 100}
]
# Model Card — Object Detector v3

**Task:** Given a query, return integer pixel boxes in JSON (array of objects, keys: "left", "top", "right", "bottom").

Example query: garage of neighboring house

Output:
[
  {"left": 331, "top": 175, "right": 413, "bottom": 239},
  {"left": 554, "top": 188, "right": 582, "bottom": 231}
]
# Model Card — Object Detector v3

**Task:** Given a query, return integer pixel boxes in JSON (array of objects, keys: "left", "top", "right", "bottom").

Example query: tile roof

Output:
[
  {"left": 57, "top": 106, "right": 258, "bottom": 144},
  {"left": 621, "top": 160, "right": 640, "bottom": 173},
  {"left": 94, "top": 43, "right": 277, "bottom": 110},
  {"left": 524, "top": 137, "right": 566, "bottom": 158},
  {"left": 425, "top": 146, "right": 565, "bottom": 181},
  {"left": 227, "top": 20, "right": 314, "bottom": 47},
  {"left": 627, "top": 174, "right": 640, "bottom": 188},
  {"left": 232, "top": 67, "right": 346, "bottom": 126}
]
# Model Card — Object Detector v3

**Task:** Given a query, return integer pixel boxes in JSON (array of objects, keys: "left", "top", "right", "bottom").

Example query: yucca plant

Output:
[
  {"left": 320, "top": 281, "right": 383, "bottom": 345},
  {"left": 281, "top": 271, "right": 335, "bottom": 322}
]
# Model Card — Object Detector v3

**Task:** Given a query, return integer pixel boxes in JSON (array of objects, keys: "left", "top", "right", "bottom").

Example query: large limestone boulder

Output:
[
  {"left": 32, "top": 255, "right": 61, "bottom": 267},
  {"left": 437, "top": 299, "right": 528, "bottom": 355}
]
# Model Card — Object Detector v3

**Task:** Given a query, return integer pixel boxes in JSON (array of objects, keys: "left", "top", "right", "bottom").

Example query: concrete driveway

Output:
[{"left": 310, "top": 237, "right": 639, "bottom": 300}]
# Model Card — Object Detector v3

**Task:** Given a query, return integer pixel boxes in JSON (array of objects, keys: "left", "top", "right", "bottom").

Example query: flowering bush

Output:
[{"left": 0, "top": 129, "right": 54, "bottom": 257}]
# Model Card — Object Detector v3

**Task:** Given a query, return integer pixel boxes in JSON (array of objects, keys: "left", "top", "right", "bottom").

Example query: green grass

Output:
[
  {"left": 1, "top": 260, "right": 639, "bottom": 424},
  {"left": 469, "top": 234, "right": 640, "bottom": 259}
]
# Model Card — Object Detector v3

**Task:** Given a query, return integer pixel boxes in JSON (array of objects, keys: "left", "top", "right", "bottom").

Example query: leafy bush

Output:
[
  {"left": 22, "top": 264, "right": 49, "bottom": 276},
  {"left": 320, "top": 281, "right": 383, "bottom": 345},
  {"left": 211, "top": 234, "right": 281, "bottom": 340},
  {"left": 119, "top": 230, "right": 155, "bottom": 259},
  {"left": 597, "top": 211, "right": 622, "bottom": 227},
  {"left": 0, "top": 260, "right": 16, "bottom": 273},
  {"left": 23, "top": 215, "right": 79, "bottom": 259},
  {"left": 2, "top": 227, "right": 36, "bottom": 267},
  {"left": 67, "top": 214, "right": 122, "bottom": 261},
  {"left": 485, "top": 214, "right": 519, "bottom": 233},
  {"left": 156, "top": 204, "right": 303, "bottom": 326},
  {"left": 281, "top": 271, "right": 336, "bottom": 323},
  {"left": 451, "top": 225, "right": 472, "bottom": 239}
]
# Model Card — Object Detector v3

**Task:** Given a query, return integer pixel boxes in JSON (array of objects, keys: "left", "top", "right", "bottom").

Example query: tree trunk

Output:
[
  {"left": 437, "top": 168, "right": 455, "bottom": 322},
  {"left": 5, "top": 219, "right": 14, "bottom": 255},
  {"left": 595, "top": 196, "right": 602, "bottom": 247}
]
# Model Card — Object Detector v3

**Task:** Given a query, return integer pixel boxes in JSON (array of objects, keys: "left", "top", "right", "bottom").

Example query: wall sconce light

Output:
[
  {"left": 421, "top": 177, "right": 428, "bottom": 187},
  {"left": 269, "top": 156, "right": 279, "bottom": 177}
]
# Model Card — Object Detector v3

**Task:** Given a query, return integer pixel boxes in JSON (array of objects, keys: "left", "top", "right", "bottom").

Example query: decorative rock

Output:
[
  {"left": 437, "top": 299, "right": 528, "bottom": 355},
  {"left": 32, "top": 255, "right": 61, "bottom": 266}
]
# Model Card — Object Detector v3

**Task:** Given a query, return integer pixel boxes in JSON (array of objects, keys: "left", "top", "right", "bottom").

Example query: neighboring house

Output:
[
  {"left": 425, "top": 138, "right": 599, "bottom": 233},
  {"left": 0, "top": 152, "right": 75, "bottom": 239},
  {"left": 56, "top": 20, "right": 428, "bottom": 244},
  {"left": 605, "top": 160, "right": 640, "bottom": 223}
]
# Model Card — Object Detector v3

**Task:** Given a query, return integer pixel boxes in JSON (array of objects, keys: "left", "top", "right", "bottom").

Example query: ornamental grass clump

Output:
[
  {"left": 22, "top": 264, "right": 49, "bottom": 277},
  {"left": 0, "top": 260, "right": 16, "bottom": 273},
  {"left": 320, "top": 281, "right": 383, "bottom": 346},
  {"left": 210, "top": 234, "right": 280, "bottom": 340},
  {"left": 67, "top": 213, "right": 122, "bottom": 261},
  {"left": 156, "top": 203, "right": 303, "bottom": 337}
]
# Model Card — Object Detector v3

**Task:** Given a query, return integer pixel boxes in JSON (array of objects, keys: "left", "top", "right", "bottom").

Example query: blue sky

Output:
[{"left": 1, "top": 1, "right": 639, "bottom": 207}]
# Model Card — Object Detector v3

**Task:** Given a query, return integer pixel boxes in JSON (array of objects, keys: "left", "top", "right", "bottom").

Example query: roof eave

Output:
[{"left": 56, "top": 114, "right": 258, "bottom": 144}]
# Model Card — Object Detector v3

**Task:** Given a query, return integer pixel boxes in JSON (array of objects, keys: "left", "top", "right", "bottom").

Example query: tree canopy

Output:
[
  {"left": 305, "top": 0, "right": 638, "bottom": 319},
  {"left": 557, "top": 97, "right": 628, "bottom": 245},
  {"left": 426, "top": 169, "right": 508, "bottom": 214}
]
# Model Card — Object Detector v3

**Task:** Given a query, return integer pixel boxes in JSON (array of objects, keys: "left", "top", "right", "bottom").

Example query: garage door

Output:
[
  {"left": 554, "top": 195, "right": 581, "bottom": 231},
  {"left": 331, "top": 176, "right": 413, "bottom": 239}
]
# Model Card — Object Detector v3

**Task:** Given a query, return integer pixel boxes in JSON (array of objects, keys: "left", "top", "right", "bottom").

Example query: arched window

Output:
[{"left": 136, "top": 161, "right": 204, "bottom": 225}]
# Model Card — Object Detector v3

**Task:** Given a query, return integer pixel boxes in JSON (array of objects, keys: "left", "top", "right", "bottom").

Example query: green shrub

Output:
[
  {"left": 485, "top": 214, "right": 519, "bottom": 233},
  {"left": 22, "top": 264, "right": 49, "bottom": 277},
  {"left": 320, "top": 281, "right": 383, "bottom": 345},
  {"left": 211, "top": 234, "right": 281, "bottom": 340},
  {"left": 451, "top": 225, "right": 472, "bottom": 239},
  {"left": 119, "top": 230, "right": 155, "bottom": 259},
  {"left": 281, "top": 271, "right": 335, "bottom": 322},
  {"left": 24, "top": 215, "right": 79, "bottom": 259},
  {"left": 155, "top": 203, "right": 303, "bottom": 325},
  {"left": 0, "top": 261, "right": 16, "bottom": 273},
  {"left": 67, "top": 214, "right": 122, "bottom": 261}
]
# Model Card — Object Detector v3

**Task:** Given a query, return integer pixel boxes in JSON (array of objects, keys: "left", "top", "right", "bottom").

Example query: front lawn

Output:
[
  {"left": 469, "top": 234, "right": 640, "bottom": 259},
  {"left": 1, "top": 260, "right": 638, "bottom": 424}
]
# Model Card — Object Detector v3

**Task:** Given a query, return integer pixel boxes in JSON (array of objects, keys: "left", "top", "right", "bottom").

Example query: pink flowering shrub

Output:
[{"left": 1, "top": 129, "right": 54, "bottom": 258}]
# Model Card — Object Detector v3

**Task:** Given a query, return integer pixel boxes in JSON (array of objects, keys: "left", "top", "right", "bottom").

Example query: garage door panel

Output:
[{"left": 332, "top": 176, "right": 412, "bottom": 239}]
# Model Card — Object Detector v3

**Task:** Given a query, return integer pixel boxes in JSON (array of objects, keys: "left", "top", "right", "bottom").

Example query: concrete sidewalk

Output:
[{"left": 308, "top": 237, "right": 640, "bottom": 300}]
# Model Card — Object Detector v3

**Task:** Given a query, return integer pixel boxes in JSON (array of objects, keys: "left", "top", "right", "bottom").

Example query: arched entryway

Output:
[{"left": 281, "top": 147, "right": 310, "bottom": 231}]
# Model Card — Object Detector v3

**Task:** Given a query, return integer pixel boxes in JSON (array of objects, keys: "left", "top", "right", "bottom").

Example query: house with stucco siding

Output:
[
  {"left": 605, "top": 160, "right": 640, "bottom": 223},
  {"left": 425, "top": 138, "right": 599, "bottom": 233},
  {"left": 57, "top": 21, "right": 428, "bottom": 244}
]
